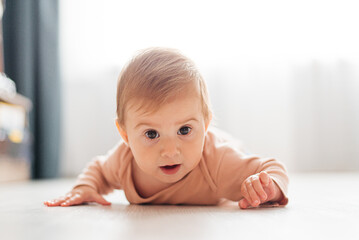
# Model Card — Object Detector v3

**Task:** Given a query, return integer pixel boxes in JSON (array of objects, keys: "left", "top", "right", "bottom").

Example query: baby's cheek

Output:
[
  {"left": 186, "top": 132, "right": 202, "bottom": 149},
  {"left": 131, "top": 137, "right": 153, "bottom": 153},
  {"left": 131, "top": 144, "right": 150, "bottom": 163}
]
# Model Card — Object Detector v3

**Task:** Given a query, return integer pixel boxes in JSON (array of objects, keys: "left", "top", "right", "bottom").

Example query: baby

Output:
[{"left": 44, "top": 48, "right": 288, "bottom": 209}]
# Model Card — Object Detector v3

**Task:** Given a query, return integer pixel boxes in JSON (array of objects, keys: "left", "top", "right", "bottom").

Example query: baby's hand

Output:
[
  {"left": 43, "top": 185, "right": 111, "bottom": 207},
  {"left": 239, "top": 171, "right": 283, "bottom": 209}
]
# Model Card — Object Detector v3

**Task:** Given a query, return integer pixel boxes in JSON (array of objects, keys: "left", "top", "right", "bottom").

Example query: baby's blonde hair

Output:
[{"left": 116, "top": 47, "right": 212, "bottom": 127}]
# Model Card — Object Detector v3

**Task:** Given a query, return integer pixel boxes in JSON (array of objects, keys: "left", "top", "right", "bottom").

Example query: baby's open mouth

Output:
[
  {"left": 160, "top": 164, "right": 181, "bottom": 175},
  {"left": 161, "top": 164, "right": 179, "bottom": 169}
]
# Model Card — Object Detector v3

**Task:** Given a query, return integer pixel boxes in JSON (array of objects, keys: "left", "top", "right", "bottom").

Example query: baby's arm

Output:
[
  {"left": 238, "top": 171, "right": 284, "bottom": 209},
  {"left": 44, "top": 142, "right": 128, "bottom": 207},
  {"left": 44, "top": 185, "right": 111, "bottom": 207},
  {"left": 213, "top": 147, "right": 288, "bottom": 208}
]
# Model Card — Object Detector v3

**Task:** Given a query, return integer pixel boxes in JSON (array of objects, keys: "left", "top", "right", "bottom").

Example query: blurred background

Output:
[{"left": 1, "top": 0, "right": 358, "bottom": 181}]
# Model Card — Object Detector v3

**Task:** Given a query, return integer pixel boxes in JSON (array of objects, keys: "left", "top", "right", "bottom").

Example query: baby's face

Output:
[{"left": 122, "top": 91, "right": 209, "bottom": 184}]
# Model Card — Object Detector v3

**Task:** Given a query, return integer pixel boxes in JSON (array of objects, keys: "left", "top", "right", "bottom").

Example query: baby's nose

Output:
[{"left": 160, "top": 139, "right": 180, "bottom": 158}]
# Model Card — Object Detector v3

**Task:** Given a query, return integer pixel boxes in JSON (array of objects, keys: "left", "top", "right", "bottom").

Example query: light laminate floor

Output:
[{"left": 0, "top": 172, "right": 358, "bottom": 240}]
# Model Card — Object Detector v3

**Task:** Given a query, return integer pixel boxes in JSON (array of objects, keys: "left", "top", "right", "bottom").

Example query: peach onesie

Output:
[{"left": 74, "top": 128, "right": 289, "bottom": 205}]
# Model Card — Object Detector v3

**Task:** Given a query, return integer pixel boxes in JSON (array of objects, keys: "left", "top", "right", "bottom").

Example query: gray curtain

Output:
[{"left": 2, "top": 0, "right": 60, "bottom": 178}]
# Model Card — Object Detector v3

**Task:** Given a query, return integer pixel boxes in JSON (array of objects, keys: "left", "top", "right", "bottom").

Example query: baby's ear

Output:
[{"left": 115, "top": 119, "right": 129, "bottom": 144}]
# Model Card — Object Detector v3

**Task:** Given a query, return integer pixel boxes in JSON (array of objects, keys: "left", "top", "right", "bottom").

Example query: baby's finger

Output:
[
  {"left": 260, "top": 171, "right": 272, "bottom": 187},
  {"left": 238, "top": 198, "right": 250, "bottom": 209},
  {"left": 92, "top": 194, "right": 111, "bottom": 206},
  {"left": 251, "top": 176, "right": 268, "bottom": 202},
  {"left": 44, "top": 196, "right": 69, "bottom": 207},
  {"left": 264, "top": 177, "right": 277, "bottom": 200},
  {"left": 240, "top": 181, "right": 253, "bottom": 205},
  {"left": 61, "top": 193, "right": 83, "bottom": 207},
  {"left": 246, "top": 180, "right": 261, "bottom": 207}
]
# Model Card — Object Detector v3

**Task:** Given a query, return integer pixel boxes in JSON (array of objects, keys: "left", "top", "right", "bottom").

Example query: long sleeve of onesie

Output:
[
  {"left": 73, "top": 141, "right": 131, "bottom": 195},
  {"left": 202, "top": 130, "right": 289, "bottom": 205}
]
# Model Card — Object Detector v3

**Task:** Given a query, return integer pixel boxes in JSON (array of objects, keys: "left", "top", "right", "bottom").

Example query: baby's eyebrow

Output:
[
  {"left": 134, "top": 117, "right": 198, "bottom": 129},
  {"left": 134, "top": 122, "right": 156, "bottom": 129},
  {"left": 176, "top": 117, "right": 199, "bottom": 125}
]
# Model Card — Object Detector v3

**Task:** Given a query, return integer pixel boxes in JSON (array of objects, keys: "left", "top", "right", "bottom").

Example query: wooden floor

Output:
[{"left": 0, "top": 172, "right": 358, "bottom": 240}]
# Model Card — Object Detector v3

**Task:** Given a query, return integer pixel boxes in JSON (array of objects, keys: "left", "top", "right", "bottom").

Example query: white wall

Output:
[{"left": 59, "top": 0, "right": 359, "bottom": 176}]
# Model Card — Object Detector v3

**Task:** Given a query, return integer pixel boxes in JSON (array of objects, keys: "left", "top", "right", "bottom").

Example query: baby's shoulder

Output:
[
  {"left": 97, "top": 140, "right": 133, "bottom": 169},
  {"left": 202, "top": 128, "right": 243, "bottom": 170},
  {"left": 204, "top": 127, "right": 243, "bottom": 155},
  {"left": 201, "top": 128, "right": 247, "bottom": 188}
]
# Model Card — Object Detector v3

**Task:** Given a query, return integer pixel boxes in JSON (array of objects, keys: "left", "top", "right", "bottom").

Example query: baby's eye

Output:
[
  {"left": 145, "top": 130, "right": 159, "bottom": 139},
  {"left": 177, "top": 126, "right": 192, "bottom": 135}
]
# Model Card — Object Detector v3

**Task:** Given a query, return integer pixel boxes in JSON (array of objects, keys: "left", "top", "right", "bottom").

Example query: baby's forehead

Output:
[
  {"left": 129, "top": 102, "right": 161, "bottom": 118},
  {"left": 130, "top": 87, "right": 200, "bottom": 111},
  {"left": 126, "top": 93, "right": 202, "bottom": 119},
  {"left": 128, "top": 99, "right": 184, "bottom": 117}
]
